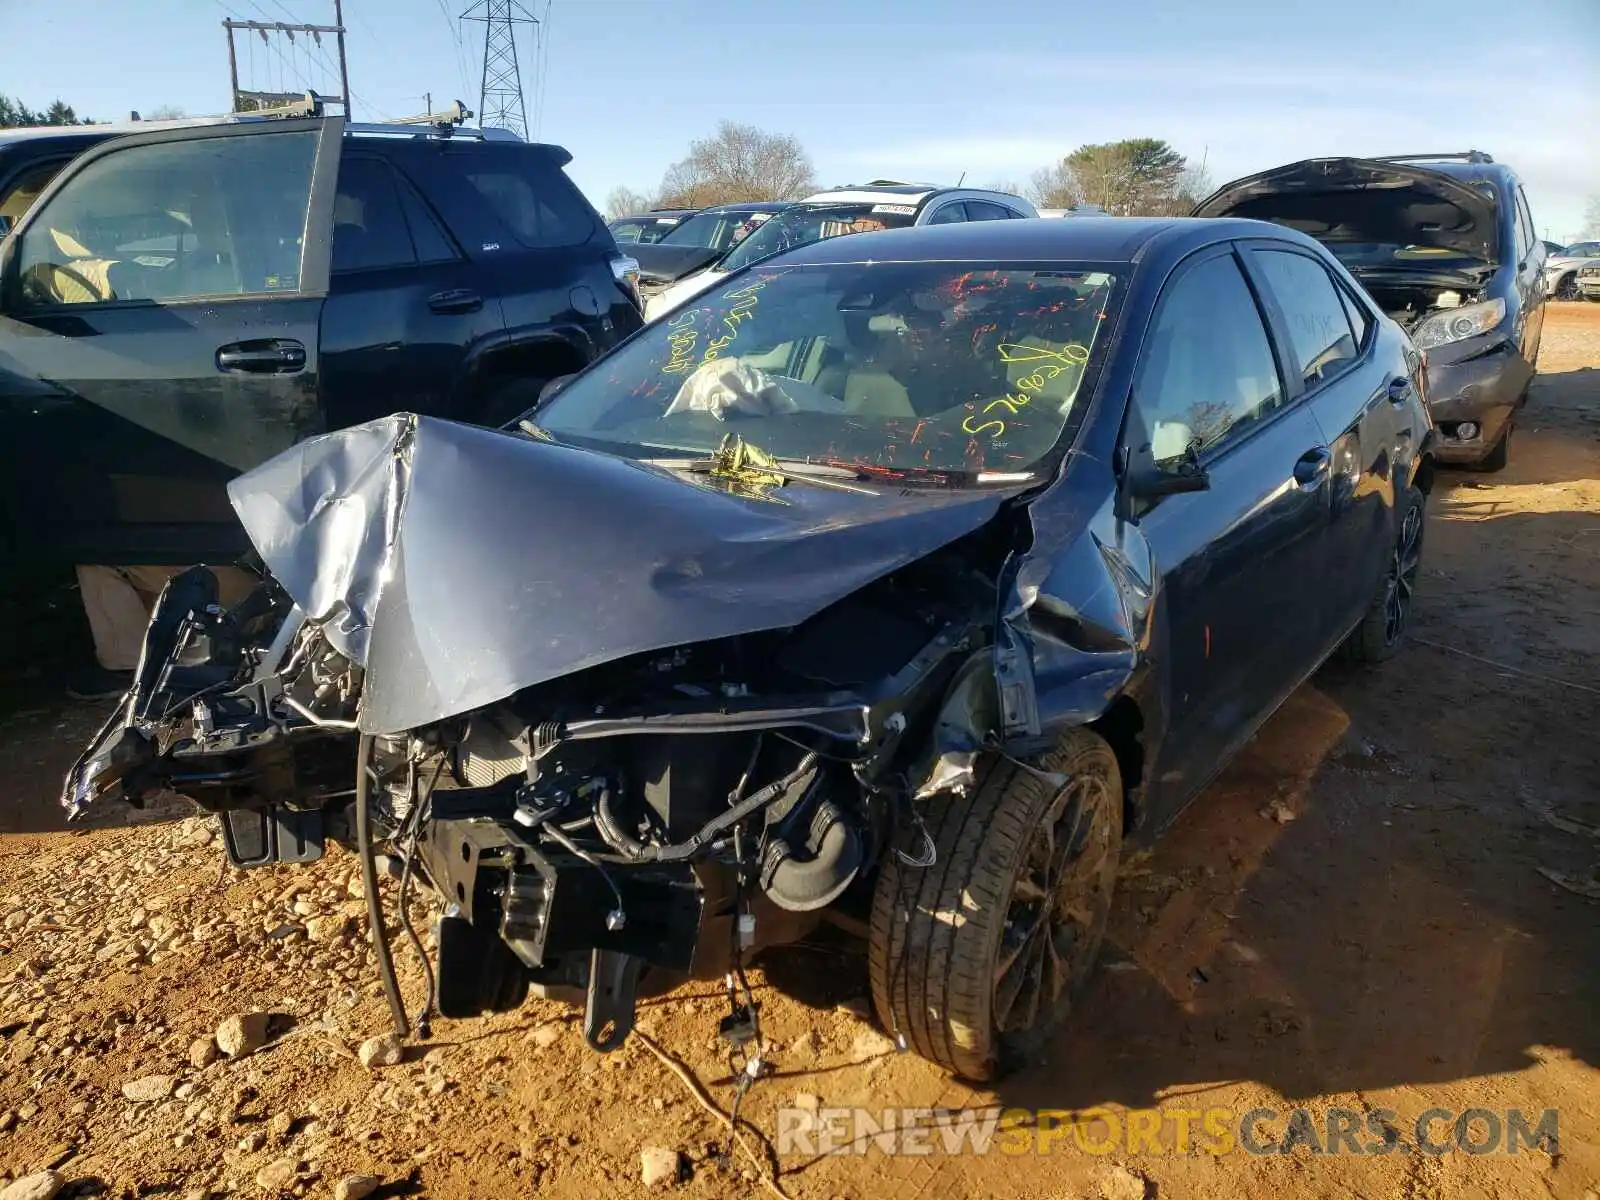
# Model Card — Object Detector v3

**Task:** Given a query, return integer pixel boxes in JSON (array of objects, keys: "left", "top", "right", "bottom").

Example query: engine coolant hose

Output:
[{"left": 356, "top": 732, "right": 411, "bottom": 1038}]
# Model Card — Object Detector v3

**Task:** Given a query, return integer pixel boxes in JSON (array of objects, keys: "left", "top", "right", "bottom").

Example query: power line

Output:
[
  {"left": 532, "top": 0, "right": 552, "bottom": 139},
  {"left": 434, "top": 0, "right": 474, "bottom": 105}
]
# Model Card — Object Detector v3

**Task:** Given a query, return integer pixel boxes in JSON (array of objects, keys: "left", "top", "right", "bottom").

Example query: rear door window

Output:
[
  {"left": 1338, "top": 284, "right": 1370, "bottom": 350},
  {"left": 1515, "top": 188, "right": 1539, "bottom": 262},
  {"left": 965, "top": 199, "right": 1019, "bottom": 220},
  {"left": 457, "top": 147, "right": 600, "bottom": 248},
  {"left": 1249, "top": 248, "right": 1360, "bottom": 388},
  {"left": 10, "top": 129, "right": 318, "bottom": 308},
  {"left": 332, "top": 157, "right": 415, "bottom": 272},
  {"left": 395, "top": 173, "right": 460, "bottom": 263}
]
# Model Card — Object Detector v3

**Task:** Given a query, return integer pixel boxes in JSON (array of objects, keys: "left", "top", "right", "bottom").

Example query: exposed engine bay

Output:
[
  {"left": 1360, "top": 281, "right": 1478, "bottom": 333},
  {"left": 65, "top": 545, "right": 1000, "bottom": 1051}
]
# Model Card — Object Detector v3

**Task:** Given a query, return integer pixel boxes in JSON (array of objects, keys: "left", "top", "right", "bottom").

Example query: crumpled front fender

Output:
[{"left": 992, "top": 454, "right": 1159, "bottom": 748}]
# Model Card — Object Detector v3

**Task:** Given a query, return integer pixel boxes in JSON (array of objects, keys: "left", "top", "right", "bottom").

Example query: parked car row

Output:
[
  {"left": 615, "top": 182, "right": 1040, "bottom": 319},
  {"left": 1542, "top": 239, "right": 1600, "bottom": 300},
  {"left": 0, "top": 109, "right": 1545, "bottom": 1086}
]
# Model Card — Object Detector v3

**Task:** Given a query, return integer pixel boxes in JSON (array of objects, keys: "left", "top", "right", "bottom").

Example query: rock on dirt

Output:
[
  {"left": 528, "top": 1023, "right": 562, "bottom": 1049},
  {"left": 1097, "top": 1164, "right": 1151, "bottom": 1200},
  {"left": 333, "top": 1176, "right": 381, "bottom": 1200},
  {"left": 357, "top": 1033, "right": 403, "bottom": 1069},
  {"left": 254, "top": 1156, "right": 301, "bottom": 1191},
  {"left": 305, "top": 914, "right": 353, "bottom": 943},
  {"left": 0, "top": 1172, "right": 66, "bottom": 1200},
  {"left": 216, "top": 1011, "right": 271, "bottom": 1057},
  {"left": 640, "top": 1146, "right": 686, "bottom": 1188},
  {"left": 1259, "top": 799, "right": 1297, "bottom": 824},
  {"left": 850, "top": 1027, "right": 898, "bottom": 1058},
  {"left": 121, "top": 1074, "right": 176, "bottom": 1103},
  {"left": 188, "top": 1036, "right": 219, "bottom": 1068}
]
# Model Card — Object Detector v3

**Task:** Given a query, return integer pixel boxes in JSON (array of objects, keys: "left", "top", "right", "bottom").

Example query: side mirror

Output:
[
  {"left": 0, "top": 215, "right": 13, "bottom": 238},
  {"left": 1124, "top": 444, "right": 1210, "bottom": 501}
]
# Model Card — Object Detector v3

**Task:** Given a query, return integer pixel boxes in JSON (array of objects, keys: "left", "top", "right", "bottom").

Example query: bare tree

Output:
[
  {"left": 983, "top": 178, "right": 1026, "bottom": 199},
  {"left": 656, "top": 121, "right": 815, "bottom": 209},
  {"left": 604, "top": 185, "right": 655, "bottom": 220},
  {"left": 1582, "top": 195, "right": 1600, "bottom": 241},
  {"left": 1026, "top": 161, "right": 1083, "bottom": 209},
  {"left": 144, "top": 105, "right": 187, "bottom": 121}
]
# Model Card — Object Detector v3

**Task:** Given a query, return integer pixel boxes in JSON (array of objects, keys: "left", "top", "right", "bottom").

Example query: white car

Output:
[
  {"left": 1544, "top": 240, "right": 1600, "bottom": 300},
  {"left": 642, "top": 182, "right": 1038, "bottom": 320}
]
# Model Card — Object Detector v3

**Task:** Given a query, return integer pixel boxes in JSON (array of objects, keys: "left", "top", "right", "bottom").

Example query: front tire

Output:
[
  {"left": 868, "top": 728, "right": 1122, "bottom": 1081},
  {"left": 1477, "top": 425, "right": 1510, "bottom": 472},
  {"left": 1346, "top": 484, "right": 1425, "bottom": 663},
  {"left": 1555, "top": 273, "right": 1578, "bottom": 302}
]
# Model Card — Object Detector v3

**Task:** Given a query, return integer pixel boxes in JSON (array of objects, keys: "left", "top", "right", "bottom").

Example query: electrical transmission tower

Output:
[{"left": 461, "top": 0, "right": 537, "bottom": 138}]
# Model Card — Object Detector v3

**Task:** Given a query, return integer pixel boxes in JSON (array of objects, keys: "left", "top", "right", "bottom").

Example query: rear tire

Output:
[
  {"left": 868, "top": 728, "right": 1122, "bottom": 1081},
  {"left": 1346, "top": 484, "right": 1425, "bottom": 663}
]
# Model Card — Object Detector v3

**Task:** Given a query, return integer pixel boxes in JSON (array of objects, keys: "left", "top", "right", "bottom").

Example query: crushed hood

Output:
[
  {"left": 1194, "top": 157, "right": 1498, "bottom": 265},
  {"left": 228, "top": 413, "right": 1007, "bottom": 735}
]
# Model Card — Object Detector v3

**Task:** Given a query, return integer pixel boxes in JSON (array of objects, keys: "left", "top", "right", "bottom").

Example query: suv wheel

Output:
[
  {"left": 868, "top": 728, "right": 1122, "bottom": 1081},
  {"left": 1346, "top": 484, "right": 1425, "bottom": 663},
  {"left": 1555, "top": 273, "right": 1579, "bottom": 301}
]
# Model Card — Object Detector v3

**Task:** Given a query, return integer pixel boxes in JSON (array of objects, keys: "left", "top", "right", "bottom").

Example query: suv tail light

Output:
[{"left": 611, "top": 254, "right": 643, "bottom": 309}]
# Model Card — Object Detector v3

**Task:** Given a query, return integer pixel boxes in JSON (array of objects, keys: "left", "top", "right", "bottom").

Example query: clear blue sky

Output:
[{"left": 2, "top": 0, "right": 1596, "bottom": 238}]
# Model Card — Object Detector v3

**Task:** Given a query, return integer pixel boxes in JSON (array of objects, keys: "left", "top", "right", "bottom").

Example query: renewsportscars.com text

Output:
[{"left": 776, "top": 1104, "right": 1559, "bottom": 1158}]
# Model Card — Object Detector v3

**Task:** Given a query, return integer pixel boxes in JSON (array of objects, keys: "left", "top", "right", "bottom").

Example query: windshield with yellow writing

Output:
[{"left": 536, "top": 262, "right": 1120, "bottom": 483}]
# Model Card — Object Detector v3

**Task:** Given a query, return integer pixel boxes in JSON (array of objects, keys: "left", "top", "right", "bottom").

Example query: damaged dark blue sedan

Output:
[{"left": 66, "top": 217, "right": 1434, "bottom": 1082}]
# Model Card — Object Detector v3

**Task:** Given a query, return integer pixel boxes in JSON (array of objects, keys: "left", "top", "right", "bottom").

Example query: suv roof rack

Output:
[
  {"left": 230, "top": 91, "right": 327, "bottom": 121},
  {"left": 348, "top": 100, "right": 525, "bottom": 143},
  {"left": 389, "top": 100, "right": 474, "bottom": 128},
  {"left": 1375, "top": 151, "right": 1495, "bottom": 165}
]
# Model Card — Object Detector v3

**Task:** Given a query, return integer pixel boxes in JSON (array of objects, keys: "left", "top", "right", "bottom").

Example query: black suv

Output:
[
  {"left": 1197, "top": 152, "right": 1545, "bottom": 469},
  {"left": 0, "top": 109, "right": 643, "bottom": 576}
]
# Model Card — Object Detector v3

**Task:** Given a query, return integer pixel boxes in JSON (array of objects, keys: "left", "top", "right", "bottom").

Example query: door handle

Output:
[
  {"left": 215, "top": 339, "right": 306, "bottom": 374},
  {"left": 428, "top": 288, "right": 482, "bottom": 314},
  {"left": 1386, "top": 377, "right": 1413, "bottom": 403},
  {"left": 1293, "top": 446, "right": 1332, "bottom": 488}
]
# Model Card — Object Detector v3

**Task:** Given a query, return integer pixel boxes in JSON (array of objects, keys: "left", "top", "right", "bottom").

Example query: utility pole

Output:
[
  {"left": 461, "top": 0, "right": 536, "bottom": 138},
  {"left": 223, "top": 4, "right": 351, "bottom": 116},
  {"left": 333, "top": 0, "right": 352, "bottom": 119}
]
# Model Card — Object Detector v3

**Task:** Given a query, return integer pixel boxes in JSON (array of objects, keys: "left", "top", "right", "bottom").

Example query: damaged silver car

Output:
[{"left": 65, "top": 217, "right": 1433, "bottom": 1082}]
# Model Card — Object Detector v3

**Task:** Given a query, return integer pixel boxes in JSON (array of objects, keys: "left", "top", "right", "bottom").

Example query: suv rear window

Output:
[{"left": 458, "top": 149, "right": 599, "bottom": 248}]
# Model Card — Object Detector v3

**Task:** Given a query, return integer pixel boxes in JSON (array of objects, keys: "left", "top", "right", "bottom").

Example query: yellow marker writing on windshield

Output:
[{"left": 997, "top": 341, "right": 1089, "bottom": 368}]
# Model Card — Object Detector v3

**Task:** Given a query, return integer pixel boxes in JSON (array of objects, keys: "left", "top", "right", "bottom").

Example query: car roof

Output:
[
  {"left": 0, "top": 114, "right": 241, "bottom": 147},
  {"left": 800, "top": 183, "right": 1034, "bottom": 208},
  {"left": 613, "top": 209, "right": 697, "bottom": 222},
  {"left": 1402, "top": 157, "right": 1518, "bottom": 192},
  {"left": 767, "top": 215, "right": 1289, "bottom": 267},
  {"left": 696, "top": 201, "right": 794, "bottom": 214}
]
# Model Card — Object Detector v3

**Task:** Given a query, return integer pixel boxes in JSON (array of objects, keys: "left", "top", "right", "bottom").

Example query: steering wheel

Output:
[{"left": 23, "top": 261, "right": 107, "bottom": 306}]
